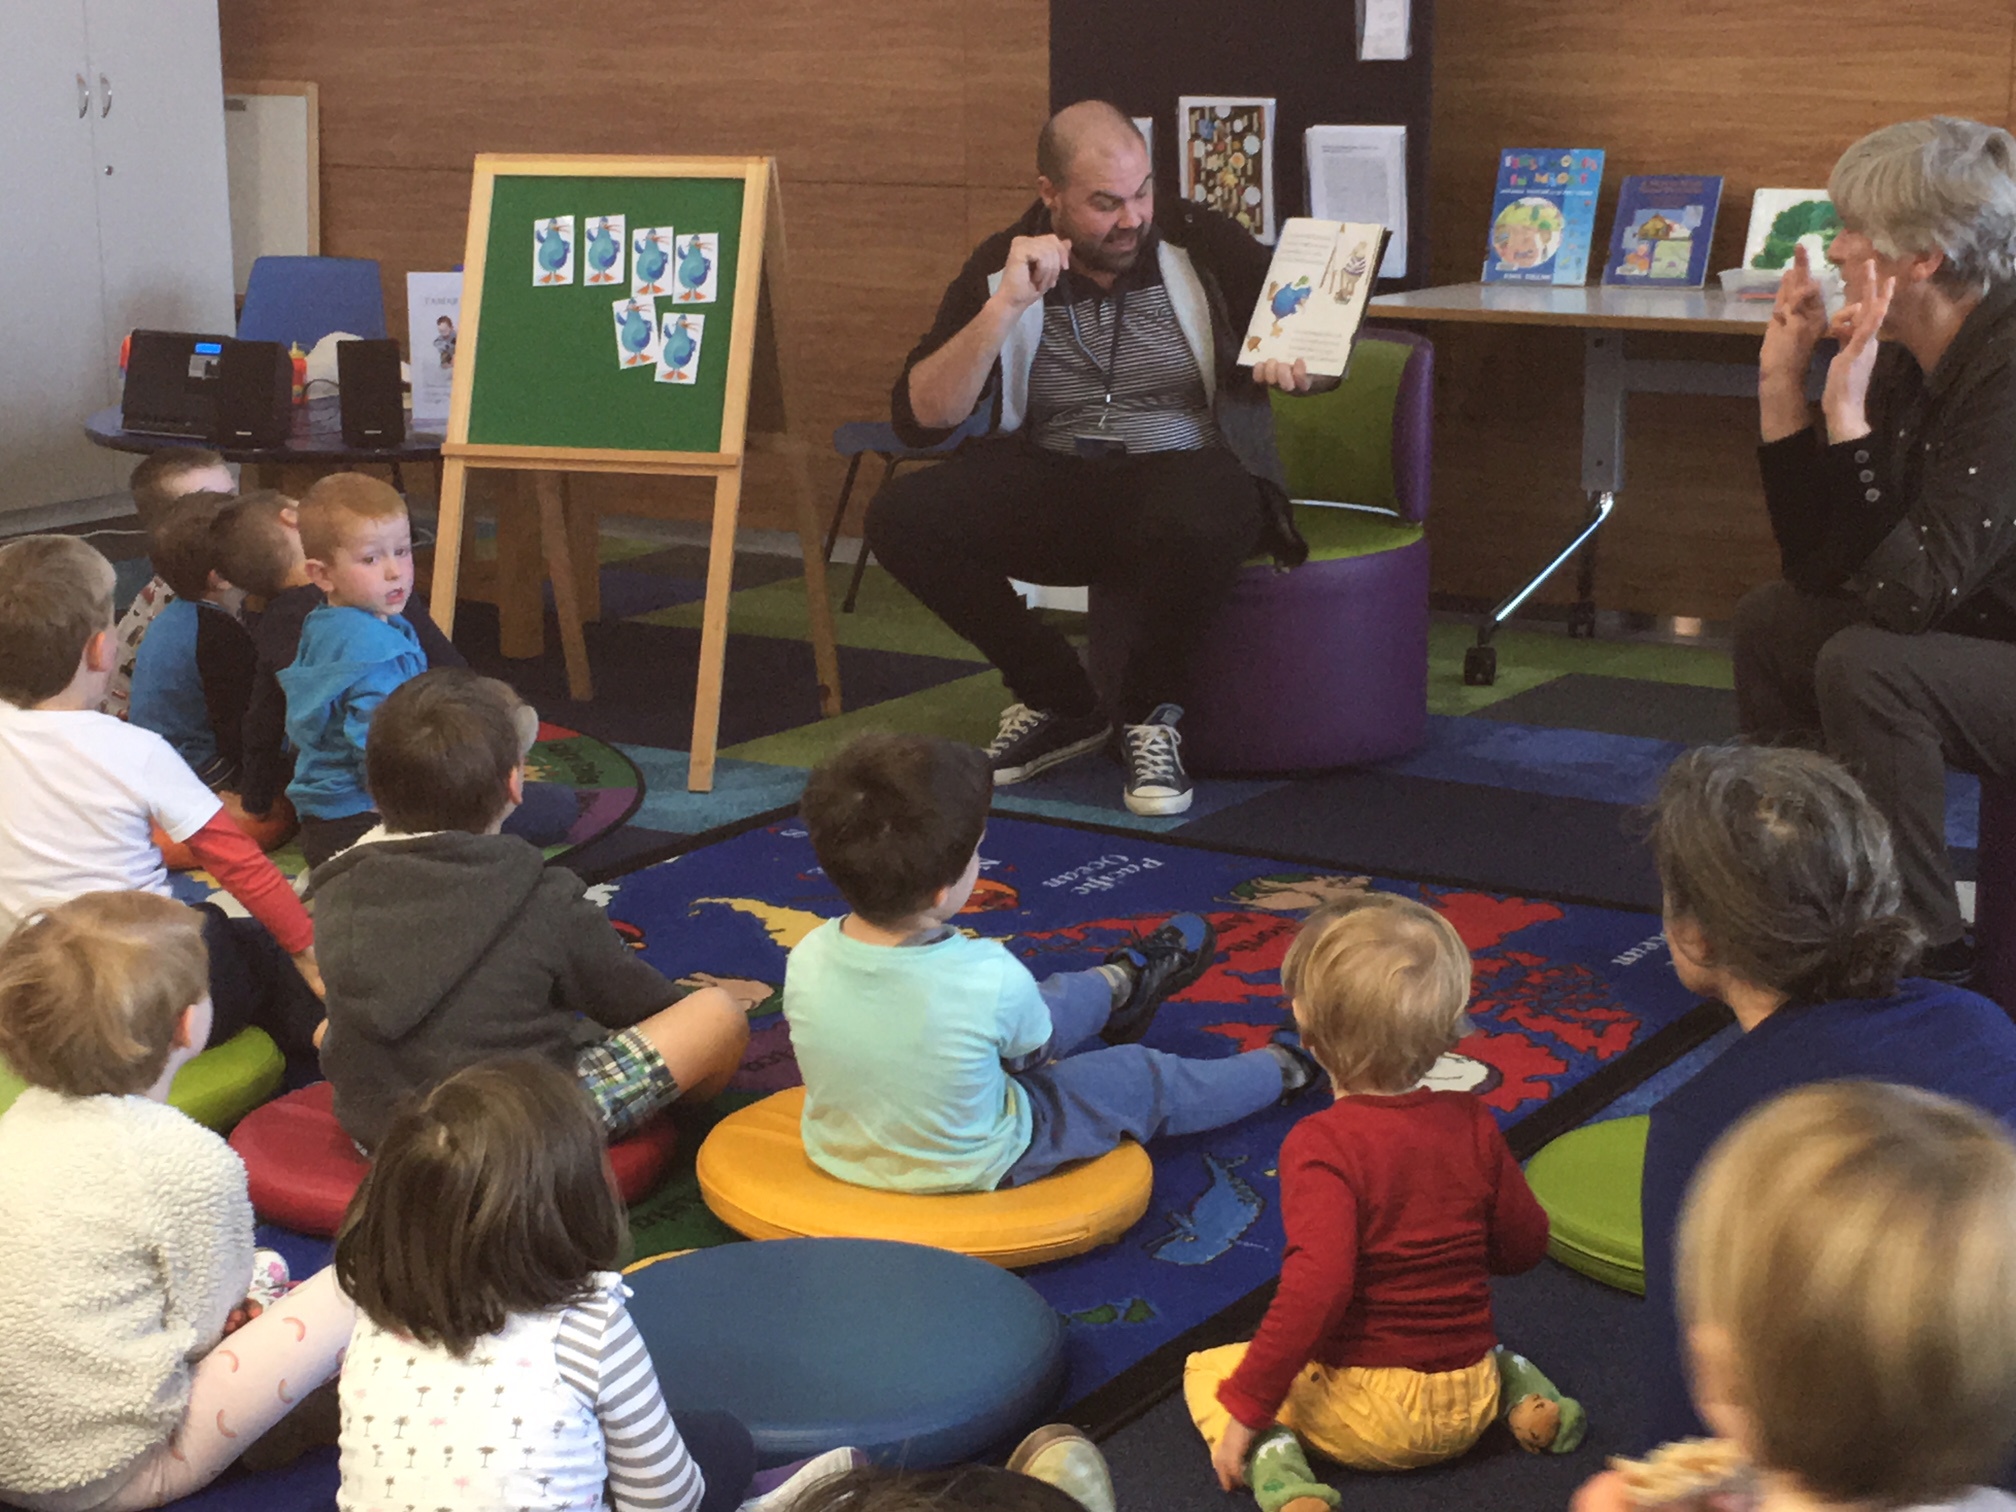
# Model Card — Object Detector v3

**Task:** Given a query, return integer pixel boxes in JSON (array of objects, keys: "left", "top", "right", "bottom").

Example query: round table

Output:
[{"left": 85, "top": 397, "right": 442, "bottom": 490}]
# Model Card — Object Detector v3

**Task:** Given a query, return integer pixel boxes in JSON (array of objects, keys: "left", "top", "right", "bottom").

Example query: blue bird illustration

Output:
[
  {"left": 1147, "top": 1153, "right": 1263, "bottom": 1266},
  {"left": 662, "top": 315, "right": 698, "bottom": 376},
  {"left": 617, "top": 302, "right": 654, "bottom": 365},
  {"left": 585, "top": 220, "right": 620, "bottom": 281},
  {"left": 535, "top": 220, "right": 571, "bottom": 283},
  {"left": 635, "top": 231, "right": 670, "bottom": 293},
  {"left": 1264, "top": 276, "right": 1311, "bottom": 337},
  {"left": 676, "top": 236, "right": 712, "bottom": 300}
]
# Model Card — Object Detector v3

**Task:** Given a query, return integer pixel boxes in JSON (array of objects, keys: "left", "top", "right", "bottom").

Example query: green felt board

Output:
[{"left": 467, "top": 173, "right": 747, "bottom": 453}]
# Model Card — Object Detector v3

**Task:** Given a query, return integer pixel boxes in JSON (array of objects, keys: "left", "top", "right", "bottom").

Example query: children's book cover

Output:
[
  {"left": 1729, "top": 188, "right": 1844, "bottom": 303},
  {"left": 583, "top": 214, "right": 626, "bottom": 286},
  {"left": 1482, "top": 149, "right": 1604, "bottom": 286},
  {"left": 1602, "top": 175, "right": 1722, "bottom": 287}
]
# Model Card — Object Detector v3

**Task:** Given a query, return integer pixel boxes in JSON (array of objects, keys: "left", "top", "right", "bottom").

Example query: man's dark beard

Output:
[{"left": 1070, "top": 227, "right": 1145, "bottom": 274}]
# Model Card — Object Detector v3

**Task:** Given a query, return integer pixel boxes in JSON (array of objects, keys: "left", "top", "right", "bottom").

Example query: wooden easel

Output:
[{"left": 428, "top": 153, "right": 842, "bottom": 792}]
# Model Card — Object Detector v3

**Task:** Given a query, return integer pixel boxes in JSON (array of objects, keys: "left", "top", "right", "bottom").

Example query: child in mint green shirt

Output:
[{"left": 784, "top": 734, "right": 1319, "bottom": 1194}]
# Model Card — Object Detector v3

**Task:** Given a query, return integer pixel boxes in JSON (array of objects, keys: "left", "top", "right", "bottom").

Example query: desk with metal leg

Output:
[{"left": 1368, "top": 283, "right": 1770, "bottom": 684}]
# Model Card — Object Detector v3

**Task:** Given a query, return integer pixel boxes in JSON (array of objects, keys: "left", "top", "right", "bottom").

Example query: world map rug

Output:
[
  {"left": 595, "top": 811, "right": 1707, "bottom": 1419},
  {"left": 164, "top": 721, "right": 643, "bottom": 906}
]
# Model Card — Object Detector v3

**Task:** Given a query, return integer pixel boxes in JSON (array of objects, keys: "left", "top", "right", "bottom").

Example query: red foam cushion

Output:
[{"left": 230, "top": 1081, "right": 681, "bottom": 1236}]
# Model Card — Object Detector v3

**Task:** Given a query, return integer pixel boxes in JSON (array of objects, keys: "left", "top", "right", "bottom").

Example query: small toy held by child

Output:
[
  {"left": 786, "top": 733, "right": 1319, "bottom": 1195},
  {"left": 277, "top": 471, "right": 570, "bottom": 866},
  {"left": 127, "top": 490, "right": 255, "bottom": 790},
  {"left": 1184, "top": 891, "right": 1584, "bottom": 1512},
  {"left": 0, "top": 891, "right": 353, "bottom": 1511},
  {"left": 0, "top": 535, "right": 324, "bottom": 1049},
  {"left": 103, "top": 448, "right": 235, "bottom": 720},
  {"left": 310, "top": 668, "right": 749, "bottom": 1150},
  {"left": 1579, "top": 1080, "right": 2016, "bottom": 1512},
  {"left": 334, "top": 1055, "right": 751, "bottom": 1512}
]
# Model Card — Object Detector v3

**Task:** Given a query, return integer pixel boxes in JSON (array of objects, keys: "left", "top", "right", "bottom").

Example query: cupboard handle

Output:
[
  {"left": 76, "top": 72, "right": 89, "bottom": 118},
  {"left": 98, "top": 73, "right": 111, "bottom": 118}
]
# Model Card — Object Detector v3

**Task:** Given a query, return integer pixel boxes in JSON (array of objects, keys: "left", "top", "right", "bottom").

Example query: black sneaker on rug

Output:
[
  {"left": 986, "top": 703, "right": 1111, "bottom": 785},
  {"left": 1102, "top": 911, "right": 1218, "bottom": 1044},
  {"left": 1919, "top": 934, "right": 1980, "bottom": 986},
  {"left": 1267, "top": 1031, "right": 1327, "bottom": 1102},
  {"left": 1122, "top": 703, "right": 1192, "bottom": 816}
]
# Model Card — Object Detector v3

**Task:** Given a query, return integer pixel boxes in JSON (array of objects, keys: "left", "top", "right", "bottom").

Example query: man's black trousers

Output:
[{"left": 864, "top": 439, "right": 1265, "bottom": 726}]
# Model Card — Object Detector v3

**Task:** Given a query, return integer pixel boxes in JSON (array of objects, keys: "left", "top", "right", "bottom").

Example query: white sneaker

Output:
[
  {"left": 1121, "top": 704, "right": 1193, "bottom": 816},
  {"left": 1006, "top": 1424, "right": 1115, "bottom": 1512},
  {"left": 736, "top": 1447, "right": 865, "bottom": 1512}
]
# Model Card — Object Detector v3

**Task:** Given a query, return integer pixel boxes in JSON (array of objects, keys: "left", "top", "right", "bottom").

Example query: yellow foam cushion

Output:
[{"left": 697, "top": 1087, "right": 1154, "bottom": 1268}]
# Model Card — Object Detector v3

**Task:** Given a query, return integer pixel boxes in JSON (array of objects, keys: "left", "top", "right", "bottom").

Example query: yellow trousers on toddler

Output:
[{"left": 1184, "top": 1344, "right": 1500, "bottom": 1472}]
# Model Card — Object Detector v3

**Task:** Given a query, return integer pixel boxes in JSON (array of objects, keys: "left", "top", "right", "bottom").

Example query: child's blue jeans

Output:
[{"left": 999, "top": 968, "right": 1283, "bottom": 1187}]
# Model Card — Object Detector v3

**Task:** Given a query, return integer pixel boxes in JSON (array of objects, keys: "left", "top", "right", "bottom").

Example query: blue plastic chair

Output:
[
  {"left": 823, "top": 413, "right": 987, "bottom": 611},
  {"left": 236, "top": 256, "right": 388, "bottom": 351}
]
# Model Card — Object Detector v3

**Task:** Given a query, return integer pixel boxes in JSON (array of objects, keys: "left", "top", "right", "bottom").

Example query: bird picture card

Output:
[
  {"left": 671, "top": 233, "right": 719, "bottom": 303},
  {"left": 1238, "top": 218, "right": 1389, "bottom": 378},
  {"left": 533, "top": 215, "right": 575, "bottom": 286},
  {"left": 632, "top": 225, "right": 676, "bottom": 298},
  {"left": 1178, "top": 97, "right": 1276, "bottom": 243},
  {"left": 582, "top": 214, "right": 627, "bottom": 286},
  {"left": 1602, "top": 175, "right": 1723, "bottom": 287},
  {"left": 612, "top": 296, "right": 661, "bottom": 370},
  {"left": 655, "top": 311, "right": 706, "bottom": 384}
]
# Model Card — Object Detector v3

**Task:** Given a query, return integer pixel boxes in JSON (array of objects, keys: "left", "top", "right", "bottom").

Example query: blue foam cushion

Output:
[{"left": 627, "top": 1237, "right": 1065, "bottom": 1469}]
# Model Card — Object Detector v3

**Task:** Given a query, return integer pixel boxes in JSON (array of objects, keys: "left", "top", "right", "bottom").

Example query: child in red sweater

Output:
[{"left": 1184, "top": 891, "right": 1585, "bottom": 1511}]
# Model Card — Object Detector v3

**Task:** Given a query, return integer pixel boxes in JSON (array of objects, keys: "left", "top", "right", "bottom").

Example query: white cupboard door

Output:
[
  {"left": 0, "top": 0, "right": 123, "bottom": 512},
  {"left": 85, "top": 0, "right": 236, "bottom": 345}
]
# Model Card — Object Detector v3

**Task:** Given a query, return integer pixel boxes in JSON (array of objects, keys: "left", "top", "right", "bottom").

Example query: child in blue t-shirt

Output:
[
  {"left": 128, "top": 490, "right": 254, "bottom": 790},
  {"left": 784, "top": 734, "right": 1319, "bottom": 1194}
]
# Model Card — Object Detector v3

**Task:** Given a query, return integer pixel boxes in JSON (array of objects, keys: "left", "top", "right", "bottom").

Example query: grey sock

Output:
[{"left": 1096, "top": 961, "right": 1134, "bottom": 1008}]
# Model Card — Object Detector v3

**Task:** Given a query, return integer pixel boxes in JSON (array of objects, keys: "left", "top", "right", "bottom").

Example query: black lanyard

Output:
[{"left": 1064, "top": 286, "right": 1127, "bottom": 429}]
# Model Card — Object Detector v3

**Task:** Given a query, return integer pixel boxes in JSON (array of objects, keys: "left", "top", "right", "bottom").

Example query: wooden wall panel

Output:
[
  {"left": 218, "top": 0, "right": 1049, "bottom": 533},
  {"left": 1417, "top": 0, "right": 2016, "bottom": 619}
]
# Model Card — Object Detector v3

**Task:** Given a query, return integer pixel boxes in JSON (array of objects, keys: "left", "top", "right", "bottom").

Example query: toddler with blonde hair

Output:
[
  {"left": 1185, "top": 890, "right": 1584, "bottom": 1511},
  {"left": 0, "top": 892, "right": 353, "bottom": 1510},
  {"left": 1578, "top": 1079, "right": 2016, "bottom": 1512}
]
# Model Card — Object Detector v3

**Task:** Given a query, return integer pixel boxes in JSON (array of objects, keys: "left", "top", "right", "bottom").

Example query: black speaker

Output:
[
  {"left": 337, "top": 339, "right": 406, "bottom": 449},
  {"left": 212, "top": 340, "right": 292, "bottom": 448}
]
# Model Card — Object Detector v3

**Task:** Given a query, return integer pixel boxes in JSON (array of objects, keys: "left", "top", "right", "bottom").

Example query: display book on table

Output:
[
  {"left": 1481, "top": 148, "right": 1606, "bottom": 286},
  {"left": 1600, "top": 174, "right": 1723, "bottom": 288},
  {"left": 1238, "top": 219, "right": 1391, "bottom": 380}
]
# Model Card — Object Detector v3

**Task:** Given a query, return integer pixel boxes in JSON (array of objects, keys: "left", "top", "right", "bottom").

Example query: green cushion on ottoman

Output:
[
  {"left": 167, "top": 1028, "right": 286, "bottom": 1132},
  {"left": 1526, "top": 1114, "right": 1647, "bottom": 1295}
]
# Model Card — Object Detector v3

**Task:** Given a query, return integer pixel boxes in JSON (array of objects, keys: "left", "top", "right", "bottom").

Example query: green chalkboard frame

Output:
[{"left": 430, "top": 155, "right": 841, "bottom": 795}]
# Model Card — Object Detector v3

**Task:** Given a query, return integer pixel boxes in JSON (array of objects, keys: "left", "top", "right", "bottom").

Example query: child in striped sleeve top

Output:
[{"left": 334, "top": 1056, "right": 739, "bottom": 1512}]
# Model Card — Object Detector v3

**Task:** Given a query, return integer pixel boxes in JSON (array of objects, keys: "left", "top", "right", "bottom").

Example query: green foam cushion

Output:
[
  {"left": 1245, "top": 507, "right": 1423, "bottom": 568},
  {"left": 1525, "top": 1114, "right": 1647, "bottom": 1296},
  {"left": 167, "top": 1028, "right": 286, "bottom": 1132},
  {"left": 0, "top": 1027, "right": 282, "bottom": 1132}
]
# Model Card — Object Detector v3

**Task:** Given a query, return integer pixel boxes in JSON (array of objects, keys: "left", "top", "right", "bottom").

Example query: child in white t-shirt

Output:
[
  {"left": 0, "top": 891, "right": 354, "bottom": 1511},
  {"left": 0, "top": 534, "right": 323, "bottom": 1054}
]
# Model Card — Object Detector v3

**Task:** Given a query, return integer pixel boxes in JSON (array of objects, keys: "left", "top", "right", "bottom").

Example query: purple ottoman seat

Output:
[{"left": 1090, "top": 330, "right": 1435, "bottom": 775}]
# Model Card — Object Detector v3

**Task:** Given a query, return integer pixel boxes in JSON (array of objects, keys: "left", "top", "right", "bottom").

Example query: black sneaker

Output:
[
  {"left": 986, "top": 703, "right": 1110, "bottom": 785},
  {"left": 1102, "top": 912, "right": 1218, "bottom": 1044},
  {"left": 1267, "top": 1030, "right": 1327, "bottom": 1102},
  {"left": 1122, "top": 703, "right": 1192, "bottom": 816},
  {"left": 1920, "top": 935, "right": 1980, "bottom": 987}
]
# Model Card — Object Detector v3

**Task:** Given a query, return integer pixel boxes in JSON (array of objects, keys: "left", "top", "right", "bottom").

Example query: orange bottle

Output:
[{"left": 289, "top": 343, "right": 308, "bottom": 405}]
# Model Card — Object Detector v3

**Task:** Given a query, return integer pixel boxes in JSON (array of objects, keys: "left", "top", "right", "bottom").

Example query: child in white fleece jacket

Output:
[{"left": 0, "top": 891, "right": 354, "bottom": 1512}]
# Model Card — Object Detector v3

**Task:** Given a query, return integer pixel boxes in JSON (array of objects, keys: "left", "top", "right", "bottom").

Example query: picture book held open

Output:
[{"left": 1238, "top": 218, "right": 1389, "bottom": 378}]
